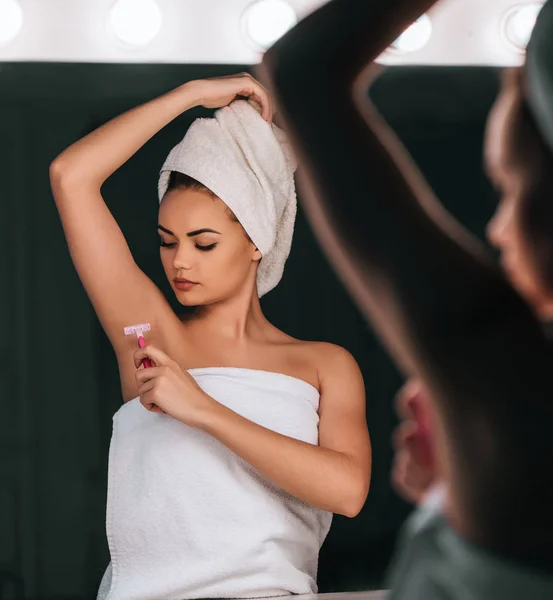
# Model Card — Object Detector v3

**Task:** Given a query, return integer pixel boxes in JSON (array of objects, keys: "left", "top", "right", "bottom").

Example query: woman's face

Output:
[
  {"left": 484, "top": 82, "right": 552, "bottom": 316},
  {"left": 158, "top": 187, "right": 261, "bottom": 306}
]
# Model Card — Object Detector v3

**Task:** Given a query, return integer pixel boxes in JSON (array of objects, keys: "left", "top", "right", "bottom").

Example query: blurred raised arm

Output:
[{"left": 258, "top": 0, "right": 553, "bottom": 558}]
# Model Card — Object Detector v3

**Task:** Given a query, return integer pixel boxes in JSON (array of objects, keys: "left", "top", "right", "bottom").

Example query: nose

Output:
[
  {"left": 486, "top": 201, "right": 513, "bottom": 250},
  {"left": 171, "top": 245, "right": 194, "bottom": 271}
]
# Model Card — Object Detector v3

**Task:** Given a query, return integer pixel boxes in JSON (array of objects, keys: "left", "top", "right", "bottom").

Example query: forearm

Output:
[
  {"left": 51, "top": 81, "right": 201, "bottom": 187},
  {"left": 197, "top": 401, "right": 369, "bottom": 518}
]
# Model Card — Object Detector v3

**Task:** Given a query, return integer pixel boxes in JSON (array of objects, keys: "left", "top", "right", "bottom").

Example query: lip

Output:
[{"left": 174, "top": 278, "right": 198, "bottom": 291}]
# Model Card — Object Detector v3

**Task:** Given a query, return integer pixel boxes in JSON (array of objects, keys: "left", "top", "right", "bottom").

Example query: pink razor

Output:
[{"left": 123, "top": 323, "right": 152, "bottom": 368}]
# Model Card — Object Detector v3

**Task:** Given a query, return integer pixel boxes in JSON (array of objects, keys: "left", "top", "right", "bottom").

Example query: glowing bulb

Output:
[
  {"left": 0, "top": 0, "right": 23, "bottom": 46},
  {"left": 109, "top": 0, "right": 163, "bottom": 47},
  {"left": 391, "top": 14, "right": 432, "bottom": 53},
  {"left": 242, "top": 0, "right": 297, "bottom": 50},
  {"left": 502, "top": 3, "right": 544, "bottom": 51}
]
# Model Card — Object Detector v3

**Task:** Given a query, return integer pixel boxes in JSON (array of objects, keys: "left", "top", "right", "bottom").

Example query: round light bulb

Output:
[
  {"left": 242, "top": 0, "right": 297, "bottom": 51},
  {"left": 502, "top": 3, "right": 544, "bottom": 51},
  {"left": 391, "top": 14, "right": 432, "bottom": 53},
  {"left": 0, "top": 0, "right": 23, "bottom": 46},
  {"left": 109, "top": 0, "right": 163, "bottom": 48}
]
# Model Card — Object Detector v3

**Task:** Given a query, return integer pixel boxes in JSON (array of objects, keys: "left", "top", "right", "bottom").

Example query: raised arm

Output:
[
  {"left": 49, "top": 82, "right": 204, "bottom": 354},
  {"left": 258, "top": 0, "right": 553, "bottom": 554},
  {"left": 50, "top": 74, "right": 272, "bottom": 357}
]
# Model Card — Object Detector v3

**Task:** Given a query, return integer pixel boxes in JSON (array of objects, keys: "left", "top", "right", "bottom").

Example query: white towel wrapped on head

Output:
[{"left": 158, "top": 99, "right": 298, "bottom": 298}]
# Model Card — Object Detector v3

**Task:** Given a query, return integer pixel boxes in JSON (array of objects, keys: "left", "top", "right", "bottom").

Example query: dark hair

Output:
[
  {"left": 501, "top": 67, "right": 553, "bottom": 294},
  {"left": 166, "top": 172, "right": 240, "bottom": 224}
]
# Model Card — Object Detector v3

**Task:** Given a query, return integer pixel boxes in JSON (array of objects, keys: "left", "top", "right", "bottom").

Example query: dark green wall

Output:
[{"left": 0, "top": 63, "right": 500, "bottom": 599}]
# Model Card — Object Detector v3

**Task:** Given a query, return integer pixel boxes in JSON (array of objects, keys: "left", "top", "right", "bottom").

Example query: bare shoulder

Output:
[
  {"left": 254, "top": 326, "right": 364, "bottom": 394},
  {"left": 280, "top": 335, "right": 363, "bottom": 393},
  {"left": 310, "top": 340, "right": 358, "bottom": 362},
  {"left": 305, "top": 341, "right": 362, "bottom": 381}
]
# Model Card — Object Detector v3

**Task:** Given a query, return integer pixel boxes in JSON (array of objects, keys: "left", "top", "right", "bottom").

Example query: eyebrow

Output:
[{"left": 157, "top": 224, "right": 221, "bottom": 237}]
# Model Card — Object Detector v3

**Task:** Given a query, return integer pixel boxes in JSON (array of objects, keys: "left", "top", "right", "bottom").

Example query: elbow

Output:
[
  {"left": 341, "top": 490, "right": 368, "bottom": 519},
  {"left": 49, "top": 160, "right": 67, "bottom": 201},
  {"left": 49, "top": 157, "right": 72, "bottom": 186},
  {"left": 341, "top": 473, "right": 371, "bottom": 519},
  {"left": 49, "top": 157, "right": 87, "bottom": 193}
]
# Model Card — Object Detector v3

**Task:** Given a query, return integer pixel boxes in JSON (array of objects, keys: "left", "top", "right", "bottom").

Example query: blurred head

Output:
[
  {"left": 484, "top": 67, "right": 553, "bottom": 318},
  {"left": 158, "top": 172, "right": 262, "bottom": 306}
]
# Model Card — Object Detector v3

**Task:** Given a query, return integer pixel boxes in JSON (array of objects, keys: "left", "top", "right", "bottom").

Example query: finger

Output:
[
  {"left": 391, "top": 462, "right": 425, "bottom": 504},
  {"left": 408, "top": 392, "right": 428, "bottom": 425},
  {"left": 393, "top": 419, "right": 435, "bottom": 471},
  {"left": 133, "top": 345, "right": 171, "bottom": 369},
  {"left": 138, "top": 383, "right": 165, "bottom": 413},
  {"left": 140, "top": 392, "right": 164, "bottom": 413},
  {"left": 254, "top": 84, "right": 273, "bottom": 122},
  {"left": 135, "top": 366, "right": 167, "bottom": 384},
  {"left": 247, "top": 94, "right": 264, "bottom": 114},
  {"left": 134, "top": 355, "right": 156, "bottom": 370},
  {"left": 391, "top": 447, "right": 434, "bottom": 501},
  {"left": 392, "top": 420, "right": 418, "bottom": 450},
  {"left": 394, "top": 378, "right": 423, "bottom": 420},
  {"left": 137, "top": 378, "right": 155, "bottom": 397},
  {"left": 240, "top": 81, "right": 273, "bottom": 122},
  {"left": 134, "top": 347, "right": 146, "bottom": 368}
]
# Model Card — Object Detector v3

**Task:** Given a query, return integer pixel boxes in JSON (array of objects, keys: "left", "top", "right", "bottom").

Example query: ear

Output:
[{"left": 252, "top": 247, "right": 262, "bottom": 262}]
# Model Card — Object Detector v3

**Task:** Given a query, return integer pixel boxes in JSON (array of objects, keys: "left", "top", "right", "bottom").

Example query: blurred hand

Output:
[
  {"left": 190, "top": 73, "right": 274, "bottom": 122},
  {"left": 391, "top": 378, "right": 437, "bottom": 505}
]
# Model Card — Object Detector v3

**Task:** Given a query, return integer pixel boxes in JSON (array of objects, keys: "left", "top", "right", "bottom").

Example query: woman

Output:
[
  {"left": 49, "top": 74, "right": 371, "bottom": 599},
  {"left": 393, "top": 64, "right": 553, "bottom": 506},
  {"left": 260, "top": 0, "right": 553, "bottom": 597}
]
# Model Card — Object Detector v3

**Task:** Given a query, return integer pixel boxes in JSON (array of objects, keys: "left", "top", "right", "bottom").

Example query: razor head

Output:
[{"left": 123, "top": 323, "right": 151, "bottom": 336}]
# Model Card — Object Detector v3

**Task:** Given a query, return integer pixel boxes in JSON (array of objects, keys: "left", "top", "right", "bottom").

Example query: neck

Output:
[{"left": 185, "top": 281, "right": 271, "bottom": 342}]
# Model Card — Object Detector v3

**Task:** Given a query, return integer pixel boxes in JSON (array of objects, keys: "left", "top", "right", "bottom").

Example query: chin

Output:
[
  {"left": 175, "top": 294, "right": 200, "bottom": 306},
  {"left": 175, "top": 289, "right": 219, "bottom": 308},
  {"left": 501, "top": 256, "right": 553, "bottom": 317},
  {"left": 508, "top": 274, "right": 544, "bottom": 313}
]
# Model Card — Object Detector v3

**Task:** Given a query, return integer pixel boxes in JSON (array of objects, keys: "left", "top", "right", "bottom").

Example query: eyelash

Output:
[{"left": 160, "top": 241, "right": 217, "bottom": 252}]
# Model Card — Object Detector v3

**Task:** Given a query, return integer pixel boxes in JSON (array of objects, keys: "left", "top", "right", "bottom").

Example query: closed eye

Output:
[{"left": 160, "top": 240, "right": 217, "bottom": 251}]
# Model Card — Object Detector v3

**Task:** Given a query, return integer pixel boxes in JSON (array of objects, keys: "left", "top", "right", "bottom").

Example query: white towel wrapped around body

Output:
[
  {"left": 97, "top": 368, "right": 333, "bottom": 600},
  {"left": 158, "top": 99, "right": 298, "bottom": 298}
]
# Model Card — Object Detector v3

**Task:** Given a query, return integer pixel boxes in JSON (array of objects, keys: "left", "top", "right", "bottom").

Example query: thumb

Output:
[{"left": 134, "top": 346, "right": 154, "bottom": 369}]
